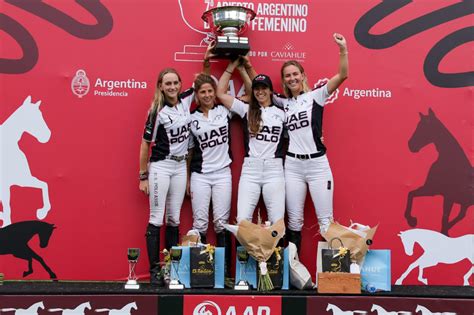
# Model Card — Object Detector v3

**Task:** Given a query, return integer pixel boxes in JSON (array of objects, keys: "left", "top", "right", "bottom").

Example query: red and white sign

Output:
[{"left": 184, "top": 295, "right": 281, "bottom": 315}]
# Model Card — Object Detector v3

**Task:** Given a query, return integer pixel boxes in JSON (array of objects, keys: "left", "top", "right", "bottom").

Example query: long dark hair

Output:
[{"left": 247, "top": 92, "right": 262, "bottom": 135}]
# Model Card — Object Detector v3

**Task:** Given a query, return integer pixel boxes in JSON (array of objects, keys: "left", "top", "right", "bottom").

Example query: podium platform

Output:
[{"left": 0, "top": 281, "right": 472, "bottom": 314}]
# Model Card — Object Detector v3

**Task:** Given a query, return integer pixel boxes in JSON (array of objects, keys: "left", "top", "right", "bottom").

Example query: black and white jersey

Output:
[
  {"left": 143, "top": 88, "right": 194, "bottom": 162},
  {"left": 231, "top": 98, "right": 285, "bottom": 159},
  {"left": 273, "top": 85, "right": 329, "bottom": 155},
  {"left": 189, "top": 104, "right": 232, "bottom": 174}
]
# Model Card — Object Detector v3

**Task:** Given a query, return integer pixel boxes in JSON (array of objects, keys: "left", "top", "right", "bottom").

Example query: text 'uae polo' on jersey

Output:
[
  {"left": 231, "top": 98, "right": 285, "bottom": 159},
  {"left": 273, "top": 84, "right": 329, "bottom": 155},
  {"left": 189, "top": 104, "right": 233, "bottom": 174},
  {"left": 143, "top": 88, "right": 194, "bottom": 162}
]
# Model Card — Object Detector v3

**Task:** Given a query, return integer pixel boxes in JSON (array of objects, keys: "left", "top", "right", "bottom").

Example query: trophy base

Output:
[
  {"left": 124, "top": 280, "right": 140, "bottom": 290},
  {"left": 234, "top": 280, "right": 251, "bottom": 290},
  {"left": 168, "top": 280, "right": 185, "bottom": 290},
  {"left": 213, "top": 39, "right": 250, "bottom": 58}
]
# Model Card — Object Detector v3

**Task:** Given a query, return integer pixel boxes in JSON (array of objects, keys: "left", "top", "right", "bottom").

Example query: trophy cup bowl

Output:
[
  {"left": 202, "top": 6, "right": 256, "bottom": 58},
  {"left": 125, "top": 248, "right": 140, "bottom": 289},
  {"left": 169, "top": 248, "right": 184, "bottom": 289},
  {"left": 235, "top": 247, "right": 251, "bottom": 290}
]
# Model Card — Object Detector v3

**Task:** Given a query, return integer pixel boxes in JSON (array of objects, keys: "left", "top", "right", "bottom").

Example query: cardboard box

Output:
[{"left": 317, "top": 272, "right": 361, "bottom": 294}]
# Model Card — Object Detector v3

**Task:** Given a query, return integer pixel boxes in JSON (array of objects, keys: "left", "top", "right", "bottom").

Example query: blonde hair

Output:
[
  {"left": 280, "top": 60, "right": 310, "bottom": 97},
  {"left": 149, "top": 68, "right": 182, "bottom": 118}
]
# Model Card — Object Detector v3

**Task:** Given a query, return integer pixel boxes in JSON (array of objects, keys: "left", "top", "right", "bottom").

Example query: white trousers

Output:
[
  {"left": 285, "top": 155, "right": 334, "bottom": 232},
  {"left": 148, "top": 159, "right": 187, "bottom": 227},
  {"left": 190, "top": 167, "right": 232, "bottom": 233},
  {"left": 237, "top": 157, "right": 285, "bottom": 224}
]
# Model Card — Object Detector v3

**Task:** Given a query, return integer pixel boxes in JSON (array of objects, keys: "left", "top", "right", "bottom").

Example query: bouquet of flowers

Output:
[{"left": 225, "top": 219, "right": 285, "bottom": 291}]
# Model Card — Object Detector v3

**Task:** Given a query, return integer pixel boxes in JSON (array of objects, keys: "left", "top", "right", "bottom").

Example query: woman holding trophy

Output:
[
  {"left": 273, "top": 33, "right": 349, "bottom": 251},
  {"left": 216, "top": 59, "right": 286, "bottom": 227},
  {"left": 138, "top": 48, "right": 213, "bottom": 286},
  {"left": 187, "top": 73, "right": 235, "bottom": 280}
]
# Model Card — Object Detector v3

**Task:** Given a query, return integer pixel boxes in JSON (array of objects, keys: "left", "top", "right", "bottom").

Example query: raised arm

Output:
[
  {"left": 216, "top": 59, "right": 240, "bottom": 109},
  {"left": 236, "top": 59, "right": 252, "bottom": 102},
  {"left": 202, "top": 41, "right": 216, "bottom": 75},
  {"left": 327, "top": 33, "right": 349, "bottom": 95}
]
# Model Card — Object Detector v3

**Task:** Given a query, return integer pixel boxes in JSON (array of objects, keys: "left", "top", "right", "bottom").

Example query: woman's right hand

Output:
[
  {"left": 186, "top": 180, "right": 191, "bottom": 198},
  {"left": 139, "top": 179, "right": 149, "bottom": 195}
]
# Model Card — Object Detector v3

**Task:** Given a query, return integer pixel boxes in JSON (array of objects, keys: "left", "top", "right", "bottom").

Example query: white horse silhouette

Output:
[
  {"left": 48, "top": 302, "right": 92, "bottom": 314},
  {"left": 395, "top": 229, "right": 473, "bottom": 285},
  {"left": 95, "top": 302, "right": 137, "bottom": 315},
  {"left": 416, "top": 304, "right": 456, "bottom": 315},
  {"left": 371, "top": 304, "right": 407, "bottom": 315},
  {"left": 0, "top": 95, "right": 51, "bottom": 227},
  {"left": 326, "top": 303, "right": 366, "bottom": 315},
  {"left": 1, "top": 301, "right": 45, "bottom": 314}
]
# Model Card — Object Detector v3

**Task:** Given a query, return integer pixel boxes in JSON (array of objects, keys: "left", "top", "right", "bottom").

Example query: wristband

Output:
[
  {"left": 139, "top": 171, "right": 149, "bottom": 180},
  {"left": 225, "top": 70, "right": 233, "bottom": 74}
]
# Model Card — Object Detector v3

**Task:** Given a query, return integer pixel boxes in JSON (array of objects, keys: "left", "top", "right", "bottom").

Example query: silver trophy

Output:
[
  {"left": 202, "top": 6, "right": 256, "bottom": 58},
  {"left": 234, "top": 247, "right": 250, "bottom": 290},
  {"left": 125, "top": 248, "right": 140, "bottom": 289},
  {"left": 168, "top": 248, "right": 185, "bottom": 289}
]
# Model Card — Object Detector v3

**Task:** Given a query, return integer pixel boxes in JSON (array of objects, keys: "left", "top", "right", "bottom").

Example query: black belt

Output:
[
  {"left": 166, "top": 154, "right": 188, "bottom": 162},
  {"left": 286, "top": 151, "right": 325, "bottom": 160}
]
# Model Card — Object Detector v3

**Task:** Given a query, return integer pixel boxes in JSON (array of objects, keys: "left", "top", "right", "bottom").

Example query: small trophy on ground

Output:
[
  {"left": 202, "top": 6, "right": 256, "bottom": 58},
  {"left": 168, "top": 248, "right": 185, "bottom": 289},
  {"left": 125, "top": 248, "right": 140, "bottom": 289},
  {"left": 234, "top": 247, "right": 250, "bottom": 290}
]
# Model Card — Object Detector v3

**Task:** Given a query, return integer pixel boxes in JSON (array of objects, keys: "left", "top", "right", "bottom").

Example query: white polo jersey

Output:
[
  {"left": 189, "top": 104, "right": 233, "bottom": 174},
  {"left": 143, "top": 88, "right": 194, "bottom": 162},
  {"left": 273, "top": 85, "right": 329, "bottom": 155},
  {"left": 231, "top": 98, "right": 285, "bottom": 159}
]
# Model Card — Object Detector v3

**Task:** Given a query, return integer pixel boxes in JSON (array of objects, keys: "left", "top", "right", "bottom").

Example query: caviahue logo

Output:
[{"left": 71, "top": 69, "right": 147, "bottom": 98}]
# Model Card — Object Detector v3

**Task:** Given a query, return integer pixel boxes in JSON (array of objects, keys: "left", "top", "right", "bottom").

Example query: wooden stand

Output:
[{"left": 317, "top": 272, "right": 361, "bottom": 294}]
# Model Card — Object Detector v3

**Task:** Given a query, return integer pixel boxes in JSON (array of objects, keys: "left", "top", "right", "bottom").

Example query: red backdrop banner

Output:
[{"left": 0, "top": 0, "right": 472, "bottom": 286}]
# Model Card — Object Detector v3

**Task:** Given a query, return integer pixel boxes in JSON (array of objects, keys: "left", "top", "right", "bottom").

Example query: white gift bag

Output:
[{"left": 288, "top": 242, "right": 313, "bottom": 289}]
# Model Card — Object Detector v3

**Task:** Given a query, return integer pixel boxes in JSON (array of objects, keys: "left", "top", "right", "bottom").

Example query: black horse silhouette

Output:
[
  {"left": 406, "top": 108, "right": 473, "bottom": 235},
  {"left": 0, "top": 221, "right": 57, "bottom": 279}
]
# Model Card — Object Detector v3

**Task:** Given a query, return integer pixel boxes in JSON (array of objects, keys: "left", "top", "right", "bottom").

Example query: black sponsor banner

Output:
[
  {"left": 159, "top": 295, "right": 183, "bottom": 315},
  {"left": 282, "top": 296, "right": 306, "bottom": 315}
]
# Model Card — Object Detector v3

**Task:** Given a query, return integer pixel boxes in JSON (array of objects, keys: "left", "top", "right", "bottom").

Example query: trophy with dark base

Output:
[
  {"left": 234, "top": 247, "right": 251, "bottom": 290},
  {"left": 168, "top": 248, "right": 185, "bottom": 289},
  {"left": 202, "top": 6, "right": 256, "bottom": 58},
  {"left": 125, "top": 248, "right": 140, "bottom": 289}
]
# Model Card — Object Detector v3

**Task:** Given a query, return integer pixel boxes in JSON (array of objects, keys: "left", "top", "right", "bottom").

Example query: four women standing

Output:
[{"left": 139, "top": 33, "right": 349, "bottom": 284}]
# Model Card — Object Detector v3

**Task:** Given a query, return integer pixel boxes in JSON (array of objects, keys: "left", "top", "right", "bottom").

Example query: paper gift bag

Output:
[
  {"left": 361, "top": 249, "right": 391, "bottom": 292},
  {"left": 171, "top": 246, "right": 224, "bottom": 288},
  {"left": 190, "top": 246, "right": 215, "bottom": 288},
  {"left": 321, "top": 238, "right": 350, "bottom": 273},
  {"left": 322, "top": 222, "right": 378, "bottom": 264}
]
